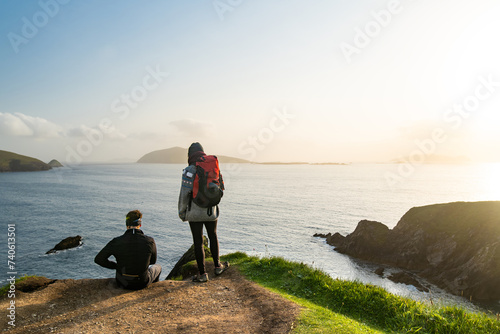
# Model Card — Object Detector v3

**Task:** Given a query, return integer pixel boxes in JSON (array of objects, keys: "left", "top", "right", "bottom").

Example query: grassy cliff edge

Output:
[{"left": 219, "top": 253, "right": 499, "bottom": 334}]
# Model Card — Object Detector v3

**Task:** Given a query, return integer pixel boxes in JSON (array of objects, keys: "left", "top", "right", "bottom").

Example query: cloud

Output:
[
  {"left": 0, "top": 112, "right": 63, "bottom": 138},
  {"left": 66, "top": 124, "right": 126, "bottom": 140},
  {"left": 396, "top": 119, "right": 472, "bottom": 146},
  {"left": 0, "top": 113, "right": 127, "bottom": 141},
  {"left": 127, "top": 132, "right": 168, "bottom": 141},
  {"left": 169, "top": 119, "right": 216, "bottom": 137}
]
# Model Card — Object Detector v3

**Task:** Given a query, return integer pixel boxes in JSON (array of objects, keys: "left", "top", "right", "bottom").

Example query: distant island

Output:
[
  {"left": 252, "top": 161, "right": 350, "bottom": 166},
  {"left": 253, "top": 161, "right": 309, "bottom": 165},
  {"left": 391, "top": 154, "right": 470, "bottom": 164},
  {"left": 138, "top": 147, "right": 350, "bottom": 165},
  {"left": 137, "top": 147, "right": 251, "bottom": 164},
  {"left": 255, "top": 162, "right": 349, "bottom": 165},
  {"left": 48, "top": 159, "right": 64, "bottom": 168},
  {"left": 0, "top": 150, "right": 56, "bottom": 172}
]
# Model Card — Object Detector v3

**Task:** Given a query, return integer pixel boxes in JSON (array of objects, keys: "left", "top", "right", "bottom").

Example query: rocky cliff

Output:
[{"left": 317, "top": 201, "right": 500, "bottom": 301}]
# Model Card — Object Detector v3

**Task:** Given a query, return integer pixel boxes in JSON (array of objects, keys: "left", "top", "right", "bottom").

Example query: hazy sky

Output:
[{"left": 1, "top": 0, "right": 500, "bottom": 163}]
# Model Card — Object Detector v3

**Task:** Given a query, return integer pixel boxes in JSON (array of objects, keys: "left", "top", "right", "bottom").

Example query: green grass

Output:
[
  {"left": 0, "top": 150, "right": 50, "bottom": 172},
  {"left": 221, "top": 252, "right": 500, "bottom": 334},
  {"left": 282, "top": 295, "right": 385, "bottom": 333},
  {"left": 0, "top": 150, "right": 36, "bottom": 167}
]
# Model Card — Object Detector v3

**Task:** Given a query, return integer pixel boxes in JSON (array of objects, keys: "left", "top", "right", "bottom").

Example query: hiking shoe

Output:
[
  {"left": 192, "top": 273, "right": 208, "bottom": 282},
  {"left": 215, "top": 261, "right": 230, "bottom": 275}
]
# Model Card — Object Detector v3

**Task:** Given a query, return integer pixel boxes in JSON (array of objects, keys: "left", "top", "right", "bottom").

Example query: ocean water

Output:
[{"left": 1, "top": 162, "right": 499, "bottom": 312}]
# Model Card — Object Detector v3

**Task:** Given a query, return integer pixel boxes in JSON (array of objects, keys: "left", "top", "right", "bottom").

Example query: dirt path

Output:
[{"left": 1, "top": 266, "right": 300, "bottom": 333}]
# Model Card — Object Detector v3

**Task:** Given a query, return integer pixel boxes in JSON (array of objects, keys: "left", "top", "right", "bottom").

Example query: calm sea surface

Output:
[{"left": 1, "top": 163, "right": 499, "bottom": 311}]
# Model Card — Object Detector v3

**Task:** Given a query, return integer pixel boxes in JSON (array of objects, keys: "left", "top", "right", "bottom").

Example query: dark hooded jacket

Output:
[{"left": 94, "top": 228, "right": 157, "bottom": 289}]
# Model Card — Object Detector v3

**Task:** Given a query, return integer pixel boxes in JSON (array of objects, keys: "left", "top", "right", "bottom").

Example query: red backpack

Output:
[{"left": 192, "top": 155, "right": 224, "bottom": 209}]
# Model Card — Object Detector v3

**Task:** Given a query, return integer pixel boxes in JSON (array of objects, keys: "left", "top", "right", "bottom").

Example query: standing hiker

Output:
[
  {"left": 95, "top": 210, "right": 162, "bottom": 290},
  {"left": 178, "top": 142, "right": 229, "bottom": 282}
]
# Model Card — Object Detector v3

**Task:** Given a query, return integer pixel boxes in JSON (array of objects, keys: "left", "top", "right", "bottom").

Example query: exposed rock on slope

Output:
[
  {"left": 166, "top": 236, "right": 212, "bottom": 279},
  {"left": 317, "top": 201, "right": 500, "bottom": 301}
]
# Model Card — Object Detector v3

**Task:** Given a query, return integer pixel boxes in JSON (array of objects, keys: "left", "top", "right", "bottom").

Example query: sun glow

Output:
[
  {"left": 473, "top": 114, "right": 500, "bottom": 142},
  {"left": 478, "top": 163, "right": 500, "bottom": 200}
]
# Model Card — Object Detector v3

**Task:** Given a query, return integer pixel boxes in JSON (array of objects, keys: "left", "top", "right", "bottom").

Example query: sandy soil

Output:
[{"left": 1, "top": 265, "right": 300, "bottom": 334}]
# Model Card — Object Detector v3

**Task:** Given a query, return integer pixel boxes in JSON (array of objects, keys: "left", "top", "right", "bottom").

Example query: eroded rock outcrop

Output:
[
  {"left": 17, "top": 276, "right": 57, "bottom": 292},
  {"left": 317, "top": 201, "right": 500, "bottom": 301},
  {"left": 166, "top": 236, "right": 212, "bottom": 279}
]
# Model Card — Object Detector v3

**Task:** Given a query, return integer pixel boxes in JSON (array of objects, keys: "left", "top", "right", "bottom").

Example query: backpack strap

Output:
[
  {"left": 187, "top": 191, "right": 192, "bottom": 211},
  {"left": 219, "top": 173, "right": 225, "bottom": 190}
]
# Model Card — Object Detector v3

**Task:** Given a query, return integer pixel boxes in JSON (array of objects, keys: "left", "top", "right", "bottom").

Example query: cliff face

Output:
[{"left": 323, "top": 201, "right": 500, "bottom": 301}]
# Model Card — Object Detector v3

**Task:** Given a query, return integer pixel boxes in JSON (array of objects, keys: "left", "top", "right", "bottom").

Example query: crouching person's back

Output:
[{"left": 94, "top": 210, "right": 162, "bottom": 290}]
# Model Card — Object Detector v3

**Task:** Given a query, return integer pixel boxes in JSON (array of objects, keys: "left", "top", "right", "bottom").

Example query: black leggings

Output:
[{"left": 189, "top": 220, "right": 220, "bottom": 275}]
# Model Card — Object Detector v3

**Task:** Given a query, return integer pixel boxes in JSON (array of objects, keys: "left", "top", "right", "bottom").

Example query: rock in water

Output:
[
  {"left": 387, "top": 271, "right": 429, "bottom": 292},
  {"left": 316, "top": 201, "right": 500, "bottom": 301},
  {"left": 46, "top": 236, "right": 83, "bottom": 254},
  {"left": 166, "top": 236, "right": 212, "bottom": 279},
  {"left": 313, "top": 232, "right": 346, "bottom": 246}
]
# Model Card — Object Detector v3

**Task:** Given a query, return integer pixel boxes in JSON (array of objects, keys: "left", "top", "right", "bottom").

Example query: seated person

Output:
[{"left": 95, "top": 210, "right": 161, "bottom": 290}]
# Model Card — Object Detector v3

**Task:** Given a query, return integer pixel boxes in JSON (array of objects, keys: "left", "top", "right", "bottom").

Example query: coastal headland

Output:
[{"left": 316, "top": 201, "right": 500, "bottom": 302}]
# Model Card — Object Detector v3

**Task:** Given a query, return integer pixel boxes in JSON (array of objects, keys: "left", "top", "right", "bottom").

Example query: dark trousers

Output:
[
  {"left": 189, "top": 220, "right": 219, "bottom": 275},
  {"left": 116, "top": 264, "right": 162, "bottom": 290}
]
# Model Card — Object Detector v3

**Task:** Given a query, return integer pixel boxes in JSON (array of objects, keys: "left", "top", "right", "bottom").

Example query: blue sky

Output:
[{"left": 1, "top": 0, "right": 500, "bottom": 163}]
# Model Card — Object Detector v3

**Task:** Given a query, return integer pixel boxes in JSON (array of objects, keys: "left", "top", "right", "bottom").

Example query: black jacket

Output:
[{"left": 94, "top": 229, "right": 157, "bottom": 288}]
